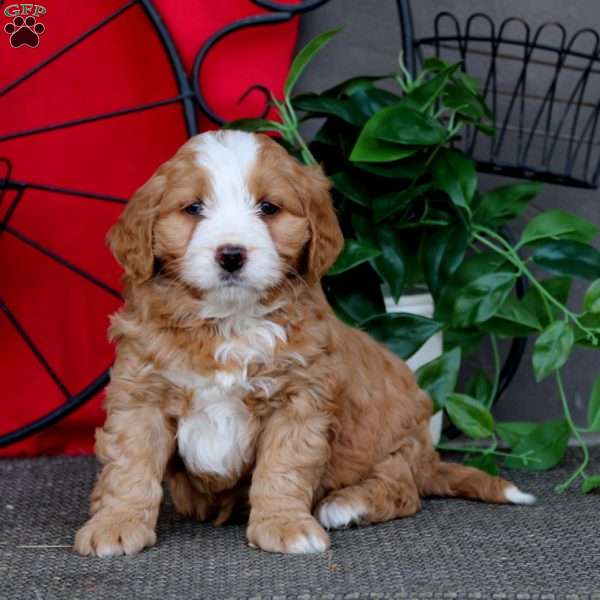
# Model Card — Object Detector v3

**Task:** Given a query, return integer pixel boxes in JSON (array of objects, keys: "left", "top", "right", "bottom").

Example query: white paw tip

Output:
[
  {"left": 288, "top": 533, "right": 328, "bottom": 554},
  {"left": 95, "top": 544, "right": 123, "bottom": 558},
  {"left": 317, "top": 500, "right": 366, "bottom": 530},
  {"left": 504, "top": 485, "right": 536, "bottom": 505}
]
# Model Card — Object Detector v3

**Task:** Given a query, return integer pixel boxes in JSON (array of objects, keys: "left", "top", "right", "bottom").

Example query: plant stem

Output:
[
  {"left": 489, "top": 333, "right": 501, "bottom": 409},
  {"left": 396, "top": 220, "right": 450, "bottom": 230},
  {"left": 472, "top": 228, "right": 595, "bottom": 341},
  {"left": 396, "top": 52, "right": 414, "bottom": 91},
  {"left": 272, "top": 90, "right": 317, "bottom": 167},
  {"left": 474, "top": 224, "right": 593, "bottom": 490},
  {"left": 535, "top": 292, "right": 590, "bottom": 493},
  {"left": 554, "top": 369, "right": 590, "bottom": 493},
  {"left": 436, "top": 443, "right": 540, "bottom": 464},
  {"left": 425, "top": 144, "right": 443, "bottom": 168},
  {"left": 294, "top": 129, "right": 317, "bottom": 166}
]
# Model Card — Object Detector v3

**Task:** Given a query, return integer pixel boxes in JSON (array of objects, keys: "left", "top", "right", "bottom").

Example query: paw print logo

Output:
[{"left": 4, "top": 15, "right": 45, "bottom": 48}]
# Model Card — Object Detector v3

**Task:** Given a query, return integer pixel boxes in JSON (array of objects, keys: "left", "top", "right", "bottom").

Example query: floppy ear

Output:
[
  {"left": 298, "top": 164, "right": 344, "bottom": 282},
  {"left": 107, "top": 171, "right": 166, "bottom": 283}
]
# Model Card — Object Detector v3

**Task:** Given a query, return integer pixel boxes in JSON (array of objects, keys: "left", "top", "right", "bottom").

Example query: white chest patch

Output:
[
  {"left": 166, "top": 370, "right": 257, "bottom": 478},
  {"left": 166, "top": 307, "right": 286, "bottom": 480}
]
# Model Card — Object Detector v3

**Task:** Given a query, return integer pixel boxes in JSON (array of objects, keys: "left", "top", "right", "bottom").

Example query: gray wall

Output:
[{"left": 297, "top": 0, "right": 600, "bottom": 425}]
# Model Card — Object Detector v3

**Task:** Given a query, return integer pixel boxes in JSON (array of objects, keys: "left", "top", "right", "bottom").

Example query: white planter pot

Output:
[{"left": 382, "top": 288, "right": 443, "bottom": 445}]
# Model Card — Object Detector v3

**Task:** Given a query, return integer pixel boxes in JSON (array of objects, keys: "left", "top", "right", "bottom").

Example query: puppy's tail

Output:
[{"left": 420, "top": 461, "right": 536, "bottom": 505}]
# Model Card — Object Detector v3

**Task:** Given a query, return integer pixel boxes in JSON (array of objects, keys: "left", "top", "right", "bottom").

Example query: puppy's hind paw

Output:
[{"left": 316, "top": 497, "right": 367, "bottom": 529}]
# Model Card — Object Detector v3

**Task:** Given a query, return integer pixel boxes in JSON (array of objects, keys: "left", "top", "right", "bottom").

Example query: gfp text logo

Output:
[{"left": 4, "top": 4, "right": 47, "bottom": 48}]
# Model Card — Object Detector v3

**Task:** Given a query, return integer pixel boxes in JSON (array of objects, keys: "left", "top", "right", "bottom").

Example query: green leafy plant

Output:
[{"left": 226, "top": 29, "right": 600, "bottom": 493}]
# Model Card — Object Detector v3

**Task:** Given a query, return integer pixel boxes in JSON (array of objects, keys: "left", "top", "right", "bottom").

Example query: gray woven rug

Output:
[{"left": 1, "top": 449, "right": 599, "bottom": 600}]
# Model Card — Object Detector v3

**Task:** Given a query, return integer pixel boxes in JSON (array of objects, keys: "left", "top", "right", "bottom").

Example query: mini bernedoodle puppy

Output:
[{"left": 75, "top": 131, "right": 535, "bottom": 557}]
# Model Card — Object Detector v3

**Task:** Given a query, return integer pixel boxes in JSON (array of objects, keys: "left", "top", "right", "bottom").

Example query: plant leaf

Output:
[
  {"left": 533, "top": 240, "right": 600, "bottom": 281},
  {"left": 504, "top": 419, "right": 570, "bottom": 471},
  {"left": 452, "top": 271, "right": 518, "bottom": 326},
  {"left": 362, "top": 312, "right": 443, "bottom": 360},
  {"left": 351, "top": 99, "right": 448, "bottom": 163},
  {"left": 328, "top": 239, "right": 381, "bottom": 276},
  {"left": 474, "top": 182, "right": 541, "bottom": 227},
  {"left": 422, "top": 56, "right": 451, "bottom": 72},
  {"left": 520, "top": 277, "right": 572, "bottom": 329},
  {"left": 351, "top": 212, "right": 378, "bottom": 248},
  {"left": 350, "top": 127, "right": 418, "bottom": 162},
  {"left": 520, "top": 209, "right": 599, "bottom": 246},
  {"left": 348, "top": 86, "right": 401, "bottom": 121},
  {"left": 292, "top": 93, "right": 364, "bottom": 126},
  {"left": 328, "top": 296, "right": 359, "bottom": 326},
  {"left": 435, "top": 254, "right": 518, "bottom": 327},
  {"left": 536, "top": 278, "right": 573, "bottom": 305},
  {"left": 481, "top": 296, "right": 542, "bottom": 337},
  {"left": 325, "top": 74, "right": 394, "bottom": 97},
  {"left": 445, "top": 393, "right": 495, "bottom": 439},
  {"left": 474, "top": 120, "right": 496, "bottom": 135},
  {"left": 532, "top": 321, "right": 574, "bottom": 382},
  {"left": 443, "top": 327, "right": 484, "bottom": 357},
  {"left": 224, "top": 118, "right": 282, "bottom": 133},
  {"left": 456, "top": 72, "right": 480, "bottom": 95},
  {"left": 371, "top": 103, "right": 449, "bottom": 146},
  {"left": 465, "top": 453, "right": 499, "bottom": 476},
  {"left": 431, "top": 148, "right": 477, "bottom": 211},
  {"left": 574, "top": 313, "right": 600, "bottom": 348},
  {"left": 373, "top": 183, "right": 431, "bottom": 222},
  {"left": 284, "top": 28, "right": 341, "bottom": 97},
  {"left": 465, "top": 369, "right": 494, "bottom": 408},
  {"left": 404, "top": 63, "right": 460, "bottom": 112},
  {"left": 582, "top": 475, "right": 600, "bottom": 493},
  {"left": 416, "top": 347, "right": 462, "bottom": 411},
  {"left": 587, "top": 374, "right": 600, "bottom": 432},
  {"left": 329, "top": 287, "right": 382, "bottom": 325},
  {"left": 442, "top": 82, "right": 489, "bottom": 121},
  {"left": 496, "top": 421, "right": 538, "bottom": 448},
  {"left": 421, "top": 225, "right": 470, "bottom": 298},
  {"left": 584, "top": 279, "right": 600, "bottom": 314},
  {"left": 371, "top": 226, "right": 406, "bottom": 302},
  {"left": 354, "top": 154, "right": 427, "bottom": 178},
  {"left": 330, "top": 170, "right": 372, "bottom": 207}
]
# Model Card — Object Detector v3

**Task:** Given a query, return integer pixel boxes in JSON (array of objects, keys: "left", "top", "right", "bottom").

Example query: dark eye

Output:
[
  {"left": 259, "top": 200, "right": 280, "bottom": 216},
  {"left": 184, "top": 202, "right": 204, "bottom": 216}
]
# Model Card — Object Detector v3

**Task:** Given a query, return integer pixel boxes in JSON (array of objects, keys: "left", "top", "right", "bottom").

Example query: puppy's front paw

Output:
[
  {"left": 74, "top": 512, "right": 156, "bottom": 557},
  {"left": 247, "top": 514, "right": 330, "bottom": 554}
]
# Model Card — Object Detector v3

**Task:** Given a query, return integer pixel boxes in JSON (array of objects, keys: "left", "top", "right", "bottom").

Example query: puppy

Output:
[{"left": 74, "top": 131, "right": 534, "bottom": 557}]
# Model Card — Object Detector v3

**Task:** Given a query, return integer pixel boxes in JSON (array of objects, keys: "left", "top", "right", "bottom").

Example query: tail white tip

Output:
[{"left": 504, "top": 485, "right": 536, "bottom": 505}]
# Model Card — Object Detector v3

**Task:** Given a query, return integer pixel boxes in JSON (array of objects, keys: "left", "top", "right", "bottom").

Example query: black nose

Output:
[{"left": 216, "top": 245, "right": 247, "bottom": 273}]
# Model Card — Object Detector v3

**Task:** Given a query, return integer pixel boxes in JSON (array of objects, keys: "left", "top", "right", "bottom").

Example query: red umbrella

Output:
[{"left": 0, "top": 0, "right": 301, "bottom": 456}]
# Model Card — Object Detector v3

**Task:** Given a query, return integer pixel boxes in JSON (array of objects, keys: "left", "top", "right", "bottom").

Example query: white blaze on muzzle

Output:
[{"left": 181, "top": 131, "right": 282, "bottom": 294}]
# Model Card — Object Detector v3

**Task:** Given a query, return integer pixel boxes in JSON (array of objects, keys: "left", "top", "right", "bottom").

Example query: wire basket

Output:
[{"left": 398, "top": 0, "right": 600, "bottom": 189}]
